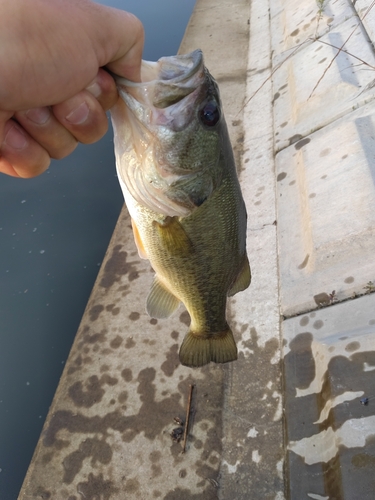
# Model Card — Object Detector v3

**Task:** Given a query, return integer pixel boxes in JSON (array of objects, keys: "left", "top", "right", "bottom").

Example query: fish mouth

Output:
[{"left": 115, "top": 50, "right": 205, "bottom": 111}]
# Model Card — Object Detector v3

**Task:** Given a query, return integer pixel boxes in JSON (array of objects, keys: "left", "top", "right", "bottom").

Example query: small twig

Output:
[{"left": 182, "top": 384, "right": 194, "bottom": 453}]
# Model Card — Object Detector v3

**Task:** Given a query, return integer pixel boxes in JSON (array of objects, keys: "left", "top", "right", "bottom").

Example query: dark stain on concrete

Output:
[
  {"left": 314, "top": 292, "right": 331, "bottom": 307},
  {"left": 313, "top": 320, "right": 324, "bottom": 330},
  {"left": 319, "top": 148, "right": 331, "bottom": 157},
  {"left": 41, "top": 452, "right": 54, "bottom": 465},
  {"left": 118, "top": 391, "right": 128, "bottom": 404},
  {"left": 277, "top": 172, "right": 287, "bottom": 181},
  {"left": 298, "top": 254, "right": 309, "bottom": 269},
  {"left": 285, "top": 341, "right": 375, "bottom": 496},
  {"left": 100, "top": 245, "right": 140, "bottom": 289},
  {"left": 149, "top": 450, "right": 161, "bottom": 463},
  {"left": 150, "top": 318, "right": 158, "bottom": 325},
  {"left": 236, "top": 134, "right": 245, "bottom": 144},
  {"left": 345, "top": 341, "right": 360, "bottom": 352},
  {"left": 288, "top": 332, "right": 315, "bottom": 390},
  {"left": 110, "top": 335, "right": 123, "bottom": 349},
  {"left": 44, "top": 367, "right": 184, "bottom": 449},
  {"left": 125, "top": 337, "right": 136, "bottom": 348},
  {"left": 179, "top": 311, "right": 190, "bottom": 327},
  {"left": 34, "top": 486, "right": 51, "bottom": 499},
  {"left": 81, "top": 330, "right": 107, "bottom": 346},
  {"left": 129, "top": 311, "right": 140, "bottom": 321},
  {"left": 289, "top": 134, "right": 303, "bottom": 145},
  {"left": 151, "top": 463, "right": 162, "bottom": 478},
  {"left": 63, "top": 438, "right": 112, "bottom": 484},
  {"left": 344, "top": 276, "right": 354, "bottom": 283},
  {"left": 171, "top": 330, "right": 179, "bottom": 340},
  {"left": 68, "top": 375, "right": 118, "bottom": 408},
  {"left": 105, "top": 304, "right": 120, "bottom": 316},
  {"left": 89, "top": 304, "right": 104, "bottom": 322},
  {"left": 352, "top": 452, "right": 375, "bottom": 468},
  {"left": 294, "top": 138, "right": 311, "bottom": 150},
  {"left": 124, "top": 478, "right": 140, "bottom": 493},
  {"left": 121, "top": 368, "right": 133, "bottom": 382},
  {"left": 218, "top": 325, "right": 283, "bottom": 498},
  {"left": 161, "top": 344, "right": 179, "bottom": 377},
  {"left": 194, "top": 439, "right": 204, "bottom": 449},
  {"left": 299, "top": 316, "right": 309, "bottom": 327},
  {"left": 77, "top": 473, "right": 118, "bottom": 500}
]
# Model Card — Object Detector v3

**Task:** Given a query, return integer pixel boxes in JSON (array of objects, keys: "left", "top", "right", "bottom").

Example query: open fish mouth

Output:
[{"left": 115, "top": 49, "right": 205, "bottom": 112}]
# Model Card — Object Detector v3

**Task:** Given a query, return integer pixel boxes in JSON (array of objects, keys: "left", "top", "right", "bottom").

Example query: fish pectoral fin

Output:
[
  {"left": 179, "top": 327, "right": 238, "bottom": 367},
  {"left": 131, "top": 219, "right": 148, "bottom": 260},
  {"left": 228, "top": 255, "right": 251, "bottom": 297},
  {"left": 153, "top": 217, "right": 194, "bottom": 257},
  {"left": 146, "top": 277, "right": 180, "bottom": 319}
]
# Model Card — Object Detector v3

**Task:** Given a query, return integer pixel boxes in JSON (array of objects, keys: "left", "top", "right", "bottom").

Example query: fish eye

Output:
[{"left": 199, "top": 99, "right": 220, "bottom": 127}]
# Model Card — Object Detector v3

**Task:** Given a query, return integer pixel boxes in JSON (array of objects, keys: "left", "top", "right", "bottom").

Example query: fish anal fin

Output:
[
  {"left": 131, "top": 219, "right": 148, "bottom": 260},
  {"left": 146, "top": 277, "right": 180, "bottom": 319},
  {"left": 228, "top": 255, "right": 251, "bottom": 297},
  {"left": 179, "top": 327, "right": 238, "bottom": 367},
  {"left": 154, "top": 217, "right": 194, "bottom": 256}
]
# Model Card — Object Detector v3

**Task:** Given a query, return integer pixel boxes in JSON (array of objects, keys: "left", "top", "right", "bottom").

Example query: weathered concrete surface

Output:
[
  {"left": 273, "top": 0, "right": 375, "bottom": 498},
  {"left": 276, "top": 102, "right": 375, "bottom": 317},
  {"left": 283, "top": 294, "right": 375, "bottom": 499},
  {"left": 354, "top": 0, "right": 375, "bottom": 44},
  {"left": 19, "top": 1, "right": 285, "bottom": 499},
  {"left": 272, "top": 15, "right": 375, "bottom": 152}
]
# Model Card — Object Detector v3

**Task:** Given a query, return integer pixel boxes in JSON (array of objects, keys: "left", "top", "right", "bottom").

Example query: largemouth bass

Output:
[{"left": 110, "top": 50, "right": 250, "bottom": 367}]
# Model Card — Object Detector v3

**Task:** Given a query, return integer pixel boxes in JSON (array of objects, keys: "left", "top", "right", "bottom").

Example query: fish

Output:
[{"left": 110, "top": 49, "right": 250, "bottom": 367}]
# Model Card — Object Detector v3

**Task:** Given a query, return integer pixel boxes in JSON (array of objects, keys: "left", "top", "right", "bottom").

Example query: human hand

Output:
[{"left": 0, "top": 0, "right": 144, "bottom": 178}]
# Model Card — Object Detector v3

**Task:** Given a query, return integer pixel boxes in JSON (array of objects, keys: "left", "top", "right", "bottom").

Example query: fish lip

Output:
[
  {"left": 115, "top": 49, "right": 203, "bottom": 87},
  {"left": 114, "top": 50, "right": 206, "bottom": 111}
]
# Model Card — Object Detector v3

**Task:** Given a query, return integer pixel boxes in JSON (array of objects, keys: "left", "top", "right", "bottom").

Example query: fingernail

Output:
[
  {"left": 65, "top": 101, "right": 90, "bottom": 125},
  {"left": 86, "top": 81, "right": 101, "bottom": 98},
  {"left": 26, "top": 107, "right": 50, "bottom": 125},
  {"left": 4, "top": 123, "right": 28, "bottom": 150}
]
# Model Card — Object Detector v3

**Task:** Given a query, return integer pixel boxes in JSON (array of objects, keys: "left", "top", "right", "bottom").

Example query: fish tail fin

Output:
[{"left": 179, "top": 328, "right": 238, "bottom": 367}]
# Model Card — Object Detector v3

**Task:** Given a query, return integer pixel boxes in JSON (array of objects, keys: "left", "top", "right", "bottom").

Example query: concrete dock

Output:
[{"left": 18, "top": 0, "right": 375, "bottom": 498}]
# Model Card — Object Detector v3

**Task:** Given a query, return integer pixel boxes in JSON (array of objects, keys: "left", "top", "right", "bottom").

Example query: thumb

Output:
[{"left": 93, "top": 10, "right": 144, "bottom": 82}]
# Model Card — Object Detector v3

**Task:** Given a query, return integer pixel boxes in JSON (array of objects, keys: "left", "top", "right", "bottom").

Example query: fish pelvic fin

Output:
[
  {"left": 179, "top": 327, "right": 238, "bottom": 367},
  {"left": 228, "top": 255, "right": 251, "bottom": 297},
  {"left": 146, "top": 277, "right": 180, "bottom": 318}
]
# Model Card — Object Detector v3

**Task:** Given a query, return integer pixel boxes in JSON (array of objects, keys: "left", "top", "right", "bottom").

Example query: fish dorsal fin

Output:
[
  {"left": 131, "top": 219, "right": 148, "bottom": 260},
  {"left": 146, "top": 277, "right": 180, "bottom": 318},
  {"left": 228, "top": 256, "right": 251, "bottom": 297},
  {"left": 153, "top": 217, "right": 194, "bottom": 257}
]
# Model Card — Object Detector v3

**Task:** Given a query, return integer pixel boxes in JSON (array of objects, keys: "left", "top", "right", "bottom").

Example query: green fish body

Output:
[{"left": 111, "top": 50, "right": 250, "bottom": 367}]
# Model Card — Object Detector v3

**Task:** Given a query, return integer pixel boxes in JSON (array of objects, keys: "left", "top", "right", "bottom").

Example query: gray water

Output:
[{"left": 0, "top": 1, "right": 196, "bottom": 498}]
